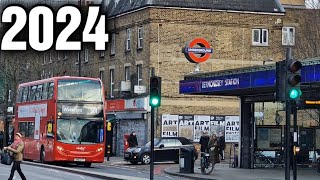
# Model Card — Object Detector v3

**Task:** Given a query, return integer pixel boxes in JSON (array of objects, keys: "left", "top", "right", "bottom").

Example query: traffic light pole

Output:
[
  {"left": 293, "top": 102, "right": 298, "bottom": 180},
  {"left": 150, "top": 67, "right": 155, "bottom": 180},
  {"left": 285, "top": 101, "right": 291, "bottom": 180}
]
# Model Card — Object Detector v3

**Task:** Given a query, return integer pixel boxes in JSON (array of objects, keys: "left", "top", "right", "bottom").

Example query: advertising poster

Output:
[
  {"left": 193, "top": 115, "right": 210, "bottom": 142},
  {"left": 210, "top": 116, "right": 225, "bottom": 136},
  {"left": 178, "top": 115, "right": 194, "bottom": 140},
  {"left": 257, "top": 127, "right": 282, "bottom": 150},
  {"left": 225, "top": 116, "right": 240, "bottom": 143},
  {"left": 161, "top": 114, "right": 178, "bottom": 137}
]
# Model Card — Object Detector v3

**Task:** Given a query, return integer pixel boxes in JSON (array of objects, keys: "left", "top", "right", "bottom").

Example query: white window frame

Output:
[
  {"left": 99, "top": 70, "right": 104, "bottom": 81},
  {"left": 126, "top": 28, "right": 131, "bottom": 51},
  {"left": 111, "top": 33, "right": 115, "bottom": 55},
  {"left": 76, "top": 51, "right": 80, "bottom": 64},
  {"left": 49, "top": 51, "right": 52, "bottom": 63},
  {"left": 84, "top": 48, "right": 89, "bottom": 63},
  {"left": 252, "top": 28, "right": 269, "bottom": 46},
  {"left": 282, "top": 27, "right": 295, "bottom": 46},
  {"left": 100, "top": 51, "right": 105, "bottom": 58},
  {"left": 43, "top": 53, "right": 47, "bottom": 65},
  {"left": 110, "top": 69, "right": 115, "bottom": 98},
  {"left": 137, "top": 26, "right": 143, "bottom": 49},
  {"left": 125, "top": 66, "right": 130, "bottom": 81},
  {"left": 137, "top": 64, "right": 142, "bottom": 86}
]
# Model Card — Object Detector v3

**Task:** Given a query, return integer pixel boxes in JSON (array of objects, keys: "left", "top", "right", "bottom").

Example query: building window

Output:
[
  {"left": 137, "top": 64, "right": 142, "bottom": 85},
  {"left": 84, "top": 48, "right": 89, "bottom": 63},
  {"left": 137, "top": 26, "right": 143, "bottom": 49},
  {"left": 110, "top": 69, "right": 114, "bottom": 98},
  {"left": 76, "top": 51, "right": 80, "bottom": 64},
  {"left": 99, "top": 70, "right": 104, "bottom": 81},
  {"left": 49, "top": 51, "right": 52, "bottom": 63},
  {"left": 252, "top": 29, "right": 268, "bottom": 46},
  {"left": 111, "top": 33, "right": 115, "bottom": 55},
  {"left": 126, "top": 28, "right": 131, "bottom": 51},
  {"left": 125, "top": 66, "right": 130, "bottom": 81},
  {"left": 100, "top": 51, "right": 105, "bottom": 58},
  {"left": 282, "top": 27, "right": 295, "bottom": 46}
]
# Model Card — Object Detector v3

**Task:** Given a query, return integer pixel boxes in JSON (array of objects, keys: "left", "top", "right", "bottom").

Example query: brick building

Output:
[{"left": 100, "top": 0, "right": 291, "bottom": 155}]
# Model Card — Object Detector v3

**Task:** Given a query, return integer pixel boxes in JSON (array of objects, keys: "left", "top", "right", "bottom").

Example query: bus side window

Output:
[
  {"left": 42, "top": 83, "right": 48, "bottom": 100},
  {"left": 22, "top": 87, "right": 29, "bottom": 102},
  {"left": 16, "top": 87, "right": 22, "bottom": 103},
  {"left": 48, "top": 82, "right": 54, "bottom": 99},
  {"left": 18, "top": 122, "right": 28, "bottom": 138},
  {"left": 36, "top": 84, "right": 43, "bottom": 101},
  {"left": 30, "top": 85, "right": 37, "bottom": 101},
  {"left": 28, "top": 122, "right": 35, "bottom": 138}
]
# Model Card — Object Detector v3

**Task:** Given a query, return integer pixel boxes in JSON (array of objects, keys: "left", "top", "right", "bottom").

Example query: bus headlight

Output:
[
  {"left": 57, "top": 146, "right": 64, "bottom": 151},
  {"left": 96, "top": 147, "right": 103, "bottom": 152}
]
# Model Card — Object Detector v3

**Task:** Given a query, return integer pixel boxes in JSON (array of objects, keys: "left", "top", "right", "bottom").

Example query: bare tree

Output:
[{"left": 293, "top": 1, "right": 320, "bottom": 58}]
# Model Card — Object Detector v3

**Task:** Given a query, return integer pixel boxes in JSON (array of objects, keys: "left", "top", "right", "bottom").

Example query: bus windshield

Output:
[
  {"left": 58, "top": 79, "right": 102, "bottom": 101},
  {"left": 57, "top": 118, "right": 104, "bottom": 144}
]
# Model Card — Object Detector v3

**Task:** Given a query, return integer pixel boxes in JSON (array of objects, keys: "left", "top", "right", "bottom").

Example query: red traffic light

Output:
[
  {"left": 288, "top": 61, "right": 302, "bottom": 73},
  {"left": 288, "top": 74, "right": 301, "bottom": 86}
]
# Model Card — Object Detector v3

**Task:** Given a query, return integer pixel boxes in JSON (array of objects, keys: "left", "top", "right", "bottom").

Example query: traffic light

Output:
[
  {"left": 286, "top": 59, "right": 302, "bottom": 101},
  {"left": 275, "top": 61, "right": 286, "bottom": 102},
  {"left": 149, "top": 76, "right": 161, "bottom": 107}
]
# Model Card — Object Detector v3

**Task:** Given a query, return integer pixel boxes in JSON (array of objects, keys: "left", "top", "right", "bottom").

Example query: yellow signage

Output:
[
  {"left": 305, "top": 100, "right": 320, "bottom": 105},
  {"left": 47, "top": 123, "right": 53, "bottom": 133}
]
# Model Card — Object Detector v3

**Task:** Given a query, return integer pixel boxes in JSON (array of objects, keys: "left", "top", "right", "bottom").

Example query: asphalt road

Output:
[{"left": 0, "top": 163, "right": 101, "bottom": 180}]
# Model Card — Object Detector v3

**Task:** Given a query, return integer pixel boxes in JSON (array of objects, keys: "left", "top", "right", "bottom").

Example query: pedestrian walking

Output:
[
  {"left": 199, "top": 131, "right": 210, "bottom": 155},
  {"left": 128, "top": 131, "right": 138, "bottom": 147},
  {"left": 218, "top": 132, "right": 226, "bottom": 160},
  {"left": 208, "top": 134, "right": 220, "bottom": 165},
  {"left": 4, "top": 132, "right": 26, "bottom": 180}
]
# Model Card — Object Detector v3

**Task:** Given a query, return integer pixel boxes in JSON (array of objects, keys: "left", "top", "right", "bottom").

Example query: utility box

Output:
[{"left": 179, "top": 147, "right": 194, "bottom": 173}]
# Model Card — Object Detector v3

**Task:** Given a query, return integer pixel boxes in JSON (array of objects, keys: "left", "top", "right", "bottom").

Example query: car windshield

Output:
[
  {"left": 145, "top": 138, "right": 160, "bottom": 147},
  {"left": 57, "top": 118, "right": 104, "bottom": 144},
  {"left": 58, "top": 79, "right": 102, "bottom": 101}
]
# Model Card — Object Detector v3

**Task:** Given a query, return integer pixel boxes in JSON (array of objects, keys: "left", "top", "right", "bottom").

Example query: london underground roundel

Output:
[{"left": 183, "top": 38, "right": 213, "bottom": 63}]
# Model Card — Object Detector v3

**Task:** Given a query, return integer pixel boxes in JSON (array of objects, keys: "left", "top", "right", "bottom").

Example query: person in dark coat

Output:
[
  {"left": 218, "top": 132, "right": 226, "bottom": 160},
  {"left": 199, "top": 132, "right": 210, "bottom": 154},
  {"left": 127, "top": 131, "right": 138, "bottom": 147},
  {"left": 208, "top": 134, "right": 220, "bottom": 164}
]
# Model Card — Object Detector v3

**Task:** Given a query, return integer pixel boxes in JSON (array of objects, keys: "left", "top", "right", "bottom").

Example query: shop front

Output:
[{"left": 107, "top": 97, "right": 149, "bottom": 156}]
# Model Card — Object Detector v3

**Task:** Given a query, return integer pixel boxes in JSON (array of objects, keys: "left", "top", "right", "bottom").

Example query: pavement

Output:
[{"left": 163, "top": 161, "right": 320, "bottom": 180}]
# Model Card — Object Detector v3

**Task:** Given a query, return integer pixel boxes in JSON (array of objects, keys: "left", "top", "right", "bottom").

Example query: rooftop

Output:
[{"left": 105, "top": 0, "right": 285, "bottom": 17}]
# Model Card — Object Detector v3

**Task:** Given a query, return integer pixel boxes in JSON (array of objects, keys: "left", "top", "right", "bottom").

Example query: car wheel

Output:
[
  {"left": 84, "top": 163, "right": 92, "bottom": 167},
  {"left": 130, "top": 161, "right": 138, "bottom": 165},
  {"left": 140, "top": 153, "right": 151, "bottom": 164}
]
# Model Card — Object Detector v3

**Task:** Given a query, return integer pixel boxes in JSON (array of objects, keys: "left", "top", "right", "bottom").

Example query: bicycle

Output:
[{"left": 200, "top": 152, "right": 214, "bottom": 175}]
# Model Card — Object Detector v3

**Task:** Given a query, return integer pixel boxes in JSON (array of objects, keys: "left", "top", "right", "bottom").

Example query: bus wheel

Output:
[
  {"left": 40, "top": 147, "right": 46, "bottom": 164},
  {"left": 84, "top": 163, "right": 92, "bottom": 167}
]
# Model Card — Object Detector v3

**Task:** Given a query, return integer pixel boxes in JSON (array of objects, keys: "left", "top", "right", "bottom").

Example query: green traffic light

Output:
[
  {"left": 289, "top": 89, "right": 301, "bottom": 99},
  {"left": 151, "top": 98, "right": 159, "bottom": 106}
]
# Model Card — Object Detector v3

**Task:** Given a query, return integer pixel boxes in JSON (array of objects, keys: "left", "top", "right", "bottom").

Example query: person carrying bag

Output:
[{"left": 3, "top": 132, "right": 27, "bottom": 180}]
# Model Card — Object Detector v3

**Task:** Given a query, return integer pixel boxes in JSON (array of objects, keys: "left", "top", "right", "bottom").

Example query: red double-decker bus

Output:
[{"left": 15, "top": 76, "right": 106, "bottom": 167}]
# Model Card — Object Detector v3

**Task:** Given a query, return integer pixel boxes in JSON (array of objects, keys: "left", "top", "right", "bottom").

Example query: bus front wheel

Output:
[
  {"left": 40, "top": 147, "right": 46, "bottom": 163},
  {"left": 84, "top": 163, "right": 92, "bottom": 167}
]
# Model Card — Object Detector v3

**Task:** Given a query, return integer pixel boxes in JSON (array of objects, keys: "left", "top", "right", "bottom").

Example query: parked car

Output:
[{"left": 124, "top": 137, "right": 198, "bottom": 165}]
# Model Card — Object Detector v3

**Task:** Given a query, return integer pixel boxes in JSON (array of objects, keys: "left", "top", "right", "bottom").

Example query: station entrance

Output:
[{"left": 179, "top": 57, "right": 320, "bottom": 169}]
